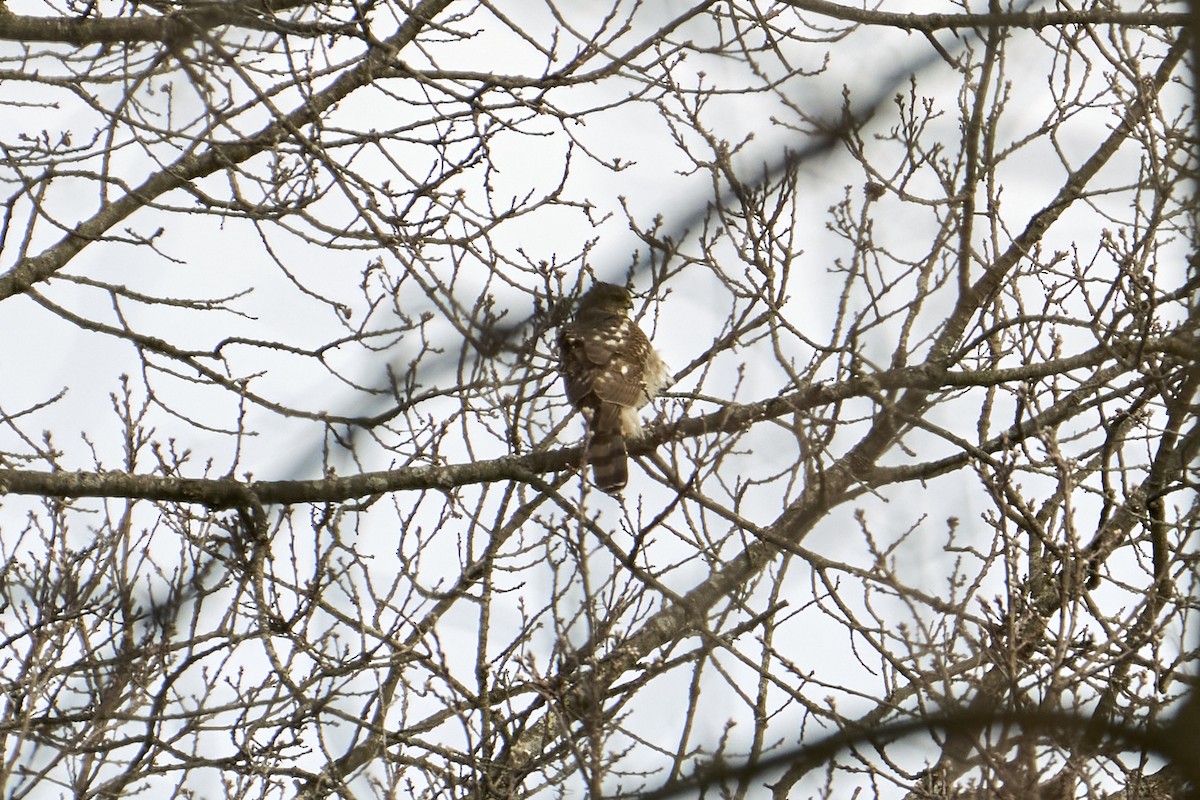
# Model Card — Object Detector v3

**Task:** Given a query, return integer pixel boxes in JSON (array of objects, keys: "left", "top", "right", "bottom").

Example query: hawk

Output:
[{"left": 558, "top": 282, "right": 667, "bottom": 494}]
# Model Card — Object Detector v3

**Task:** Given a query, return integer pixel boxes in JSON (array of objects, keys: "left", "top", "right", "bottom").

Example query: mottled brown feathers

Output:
[{"left": 558, "top": 282, "right": 666, "bottom": 494}]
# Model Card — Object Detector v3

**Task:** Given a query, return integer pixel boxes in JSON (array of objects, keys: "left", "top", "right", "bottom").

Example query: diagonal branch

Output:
[{"left": 0, "top": 0, "right": 455, "bottom": 300}]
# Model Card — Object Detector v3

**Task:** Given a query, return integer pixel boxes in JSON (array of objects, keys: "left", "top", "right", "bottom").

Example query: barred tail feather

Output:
[
  {"left": 588, "top": 403, "right": 628, "bottom": 494},
  {"left": 588, "top": 431, "right": 628, "bottom": 494}
]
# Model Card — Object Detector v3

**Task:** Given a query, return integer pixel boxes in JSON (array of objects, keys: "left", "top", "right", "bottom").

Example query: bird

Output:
[{"left": 558, "top": 282, "right": 667, "bottom": 494}]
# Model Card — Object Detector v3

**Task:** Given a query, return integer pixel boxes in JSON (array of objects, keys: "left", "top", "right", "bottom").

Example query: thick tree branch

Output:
[
  {"left": 0, "top": 0, "right": 343, "bottom": 44},
  {"left": 0, "top": 325, "right": 1192, "bottom": 506},
  {"left": 782, "top": 0, "right": 1187, "bottom": 32}
]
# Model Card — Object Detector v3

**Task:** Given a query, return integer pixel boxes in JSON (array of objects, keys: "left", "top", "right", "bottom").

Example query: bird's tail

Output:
[{"left": 588, "top": 404, "right": 628, "bottom": 494}]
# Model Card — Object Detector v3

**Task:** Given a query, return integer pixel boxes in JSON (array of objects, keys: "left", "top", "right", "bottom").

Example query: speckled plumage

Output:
[{"left": 558, "top": 282, "right": 667, "bottom": 494}]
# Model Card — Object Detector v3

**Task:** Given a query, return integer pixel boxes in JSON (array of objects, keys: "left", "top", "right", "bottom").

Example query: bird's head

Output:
[{"left": 576, "top": 282, "right": 633, "bottom": 316}]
